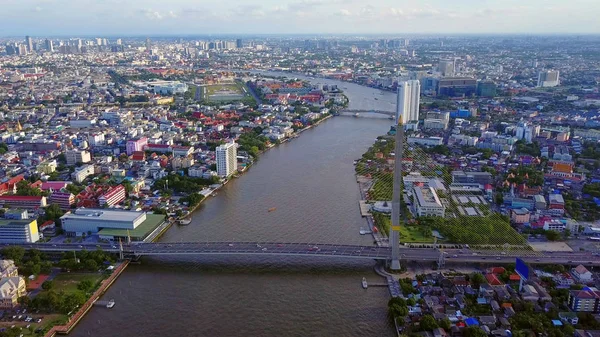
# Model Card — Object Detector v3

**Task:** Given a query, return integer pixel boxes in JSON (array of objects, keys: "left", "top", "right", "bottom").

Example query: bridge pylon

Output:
[{"left": 389, "top": 116, "right": 404, "bottom": 270}]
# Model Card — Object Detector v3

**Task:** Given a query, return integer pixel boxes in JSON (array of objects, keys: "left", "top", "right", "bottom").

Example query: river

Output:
[{"left": 71, "top": 75, "right": 397, "bottom": 337}]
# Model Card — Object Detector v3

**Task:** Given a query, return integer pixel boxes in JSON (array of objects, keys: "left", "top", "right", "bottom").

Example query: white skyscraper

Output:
[
  {"left": 396, "top": 80, "right": 421, "bottom": 124},
  {"left": 537, "top": 70, "right": 560, "bottom": 87},
  {"left": 216, "top": 141, "right": 238, "bottom": 177}
]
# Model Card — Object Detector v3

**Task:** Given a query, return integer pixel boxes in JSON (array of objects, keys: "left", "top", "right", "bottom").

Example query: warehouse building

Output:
[{"left": 61, "top": 208, "right": 165, "bottom": 241}]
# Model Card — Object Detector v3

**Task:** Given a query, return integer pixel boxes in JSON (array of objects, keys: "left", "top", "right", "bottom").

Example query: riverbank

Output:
[
  {"left": 43, "top": 260, "right": 129, "bottom": 337},
  {"left": 176, "top": 113, "right": 334, "bottom": 222}
]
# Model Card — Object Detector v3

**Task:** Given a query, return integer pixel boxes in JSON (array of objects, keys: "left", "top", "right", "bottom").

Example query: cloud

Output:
[
  {"left": 338, "top": 9, "right": 352, "bottom": 16},
  {"left": 140, "top": 9, "right": 163, "bottom": 20},
  {"left": 33, "top": 6, "right": 42, "bottom": 12}
]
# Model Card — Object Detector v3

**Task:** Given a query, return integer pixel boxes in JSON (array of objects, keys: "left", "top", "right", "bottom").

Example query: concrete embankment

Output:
[{"left": 44, "top": 260, "right": 130, "bottom": 336}]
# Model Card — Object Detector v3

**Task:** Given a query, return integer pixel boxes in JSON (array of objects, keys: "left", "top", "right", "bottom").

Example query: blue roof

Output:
[
  {"left": 465, "top": 318, "right": 480, "bottom": 326},
  {"left": 552, "top": 320, "right": 563, "bottom": 326}
]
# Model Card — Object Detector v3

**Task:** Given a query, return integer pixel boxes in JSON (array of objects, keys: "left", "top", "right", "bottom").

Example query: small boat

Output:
[
  {"left": 374, "top": 98, "right": 378, "bottom": 100},
  {"left": 362, "top": 277, "right": 368, "bottom": 289},
  {"left": 179, "top": 218, "right": 192, "bottom": 225},
  {"left": 268, "top": 207, "right": 277, "bottom": 212},
  {"left": 106, "top": 300, "right": 115, "bottom": 309}
]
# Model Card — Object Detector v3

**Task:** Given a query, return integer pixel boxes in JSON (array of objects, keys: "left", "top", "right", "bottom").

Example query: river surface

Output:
[{"left": 71, "top": 75, "right": 397, "bottom": 337}]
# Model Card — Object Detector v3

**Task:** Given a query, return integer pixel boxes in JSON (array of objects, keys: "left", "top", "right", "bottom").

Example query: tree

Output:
[
  {"left": 439, "top": 318, "right": 452, "bottom": 331},
  {"left": 545, "top": 230, "right": 561, "bottom": 241},
  {"left": 77, "top": 279, "right": 94, "bottom": 292},
  {"left": 470, "top": 273, "right": 486, "bottom": 288},
  {"left": 464, "top": 326, "right": 488, "bottom": 337},
  {"left": 389, "top": 303, "right": 408, "bottom": 318},
  {"left": 82, "top": 259, "right": 98, "bottom": 271},
  {"left": 41, "top": 280, "right": 54, "bottom": 290},
  {"left": 15, "top": 180, "right": 41, "bottom": 196},
  {"left": 1, "top": 246, "right": 25, "bottom": 264},
  {"left": 420, "top": 314, "right": 439, "bottom": 331},
  {"left": 60, "top": 292, "right": 86, "bottom": 314},
  {"left": 45, "top": 203, "right": 64, "bottom": 223}
]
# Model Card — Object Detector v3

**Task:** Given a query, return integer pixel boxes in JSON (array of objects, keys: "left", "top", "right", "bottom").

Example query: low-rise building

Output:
[
  {"left": 0, "top": 219, "right": 40, "bottom": 243},
  {"left": 37, "top": 160, "right": 57, "bottom": 174},
  {"left": 568, "top": 288, "right": 600, "bottom": 313},
  {"left": 0, "top": 260, "right": 18, "bottom": 278},
  {"left": 0, "top": 277, "right": 26, "bottom": 309},
  {"left": 65, "top": 149, "right": 91, "bottom": 165},
  {"left": 0, "top": 196, "right": 47, "bottom": 210},
  {"left": 71, "top": 165, "right": 95, "bottom": 183},
  {"left": 571, "top": 265, "right": 594, "bottom": 283},
  {"left": 511, "top": 208, "right": 530, "bottom": 224},
  {"left": 413, "top": 186, "right": 445, "bottom": 217},
  {"left": 548, "top": 194, "right": 565, "bottom": 215},
  {"left": 98, "top": 185, "right": 126, "bottom": 207},
  {"left": 50, "top": 192, "right": 75, "bottom": 210},
  {"left": 61, "top": 208, "right": 165, "bottom": 241}
]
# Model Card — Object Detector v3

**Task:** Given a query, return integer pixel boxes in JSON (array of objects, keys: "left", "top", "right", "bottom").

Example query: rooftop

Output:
[
  {"left": 61, "top": 208, "right": 144, "bottom": 222},
  {"left": 97, "top": 214, "right": 165, "bottom": 239},
  {"left": 414, "top": 186, "right": 443, "bottom": 208}
]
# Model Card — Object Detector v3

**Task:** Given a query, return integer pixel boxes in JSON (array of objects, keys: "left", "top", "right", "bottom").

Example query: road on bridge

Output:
[{"left": 8, "top": 242, "right": 600, "bottom": 266}]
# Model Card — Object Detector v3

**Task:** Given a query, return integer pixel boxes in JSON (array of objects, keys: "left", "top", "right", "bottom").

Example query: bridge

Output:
[
  {"left": 12, "top": 242, "right": 600, "bottom": 267},
  {"left": 339, "top": 109, "right": 395, "bottom": 117}
]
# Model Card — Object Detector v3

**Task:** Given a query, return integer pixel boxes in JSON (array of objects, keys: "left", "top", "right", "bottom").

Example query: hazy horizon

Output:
[{"left": 1, "top": 0, "right": 599, "bottom": 36}]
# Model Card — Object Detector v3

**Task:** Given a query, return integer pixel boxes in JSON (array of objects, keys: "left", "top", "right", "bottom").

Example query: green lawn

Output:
[
  {"left": 399, "top": 226, "right": 435, "bottom": 243},
  {"left": 203, "top": 82, "right": 250, "bottom": 102},
  {"left": 52, "top": 273, "right": 104, "bottom": 294},
  {"left": 205, "top": 83, "right": 242, "bottom": 95}
]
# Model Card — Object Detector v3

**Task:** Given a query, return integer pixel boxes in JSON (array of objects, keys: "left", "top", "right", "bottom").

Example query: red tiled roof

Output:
[
  {"left": 41, "top": 182, "right": 69, "bottom": 190},
  {"left": 0, "top": 195, "right": 43, "bottom": 201},
  {"left": 486, "top": 273, "right": 503, "bottom": 286}
]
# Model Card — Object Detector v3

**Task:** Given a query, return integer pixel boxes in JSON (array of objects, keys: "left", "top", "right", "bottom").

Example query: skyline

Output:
[{"left": 1, "top": 0, "right": 600, "bottom": 36}]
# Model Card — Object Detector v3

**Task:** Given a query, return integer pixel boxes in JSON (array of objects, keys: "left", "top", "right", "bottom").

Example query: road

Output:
[{"left": 8, "top": 242, "right": 600, "bottom": 266}]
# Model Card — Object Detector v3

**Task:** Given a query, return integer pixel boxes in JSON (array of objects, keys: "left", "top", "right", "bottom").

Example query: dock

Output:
[
  {"left": 358, "top": 200, "right": 371, "bottom": 217},
  {"left": 368, "top": 283, "right": 389, "bottom": 287}
]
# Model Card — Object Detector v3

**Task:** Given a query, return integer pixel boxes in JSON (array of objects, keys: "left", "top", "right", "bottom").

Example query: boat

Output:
[
  {"left": 359, "top": 228, "right": 372, "bottom": 235},
  {"left": 362, "top": 277, "right": 368, "bottom": 289},
  {"left": 374, "top": 98, "right": 378, "bottom": 100},
  {"left": 268, "top": 207, "right": 277, "bottom": 212},
  {"left": 179, "top": 218, "right": 191, "bottom": 225},
  {"left": 354, "top": 113, "right": 359, "bottom": 117},
  {"left": 106, "top": 300, "right": 115, "bottom": 309}
]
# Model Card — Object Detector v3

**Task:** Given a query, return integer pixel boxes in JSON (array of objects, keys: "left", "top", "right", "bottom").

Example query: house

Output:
[
  {"left": 0, "top": 260, "right": 18, "bottom": 278},
  {"left": 572, "top": 265, "right": 593, "bottom": 283},
  {"left": 480, "top": 284, "right": 495, "bottom": 297},
  {"left": 465, "top": 318, "right": 480, "bottom": 327},
  {"left": 504, "top": 306, "right": 516, "bottom": 317},
  {"left": 433, "top": 328, "right": 448, "bottom": 337},
  {"left": 493, "top": 286, "right": 511, "bottom": 301},
  {"left": 490, "top": 300, "right": 501, "bottom": 312},
  {"left": 498, "top": 317, "right": 511, "bottom": 329},
  {"left": 479, "top": 316, "right": 497, "bottom": 327},
  {"left": 559, "top": 312, "right": 579, "bottom": 325},
  {"left": 521, "top": 284, "right": 540, "bottom": 301},
  {"left": 574, "top": 330, "right": 600, "bottom": 337},
  {"left": 485, "top": 274, "right": 503, "bottom": 286},
  {"left": 0, "top": 277, "right": 26, "bottom": 309},
  {"left": 532, "top": 282, "right": 552, "bottom": 302}
]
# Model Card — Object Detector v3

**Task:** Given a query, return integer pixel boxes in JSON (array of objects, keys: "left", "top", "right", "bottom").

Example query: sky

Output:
[{"left": 1, "top": 0, "right": 599, "bottom": 36}]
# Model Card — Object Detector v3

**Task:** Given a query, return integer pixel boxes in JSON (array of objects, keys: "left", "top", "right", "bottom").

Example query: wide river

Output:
[{"left": 72, "top": 73, "right": 398, "bottom": 337}]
